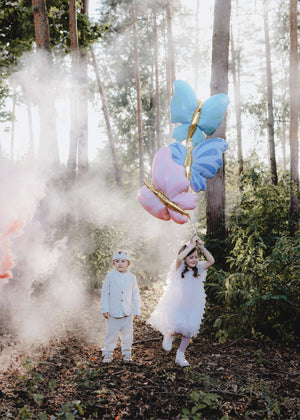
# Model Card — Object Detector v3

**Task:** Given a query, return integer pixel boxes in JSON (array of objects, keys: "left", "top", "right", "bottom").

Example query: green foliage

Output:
[
  {"left": 57, "top": 400, "right": 84, "bottom": 418},
  {"left": 181, "top": 390, "right": 220, "bottom": 419},
  {"left": 49, "top": 379, "right": 58, "bottom": 392},
  {"left": 18, "top": 360, "right": 44, "bottom": 397},
  {"left": 0, "top": 0, "right": 104, "bottom": 60},
  {"left": 93, "top": 0, "right": 171, "bottom": 180},
  {"left": 72, "top": 366, "right": 100, "bottom": 390},
  {"left": 76, "top": 222, "right": 158, "bottom": 292},
  {"left": 32, "top": 393, "right": 44, "bottom": 407},
  {"left": 0, "top": 0, "right": 105, "bottom": 123},
  {"left": 204, "top": 267, "right": 227, "bottom": 307},
  {"left": 47, "top": 0, "right": 104, "bottom": 52},
  {"left": 209, "top": 168, "right": 300, "bottom": 343},
  {"left": 0, "top": 1, "right": 34, "bottom": 68},
  {"left": 17, "top": 406, "right": 33, "bottom": 419}
]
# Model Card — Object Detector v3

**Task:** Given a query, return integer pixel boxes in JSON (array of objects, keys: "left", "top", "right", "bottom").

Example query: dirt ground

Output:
[{"left": 0, "top": 285, "right": 299, "bottom": 419}]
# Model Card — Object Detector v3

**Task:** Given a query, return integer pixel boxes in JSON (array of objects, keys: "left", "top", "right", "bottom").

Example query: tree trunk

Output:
[
  {"left": 230, "top": 26, "right": 243, "bottom": 187},
  {"left": 131, "top": 1, "right": 144, "bottom": 186},
  {"left": 32, "top": 0, "right": 51, "bottom": 52},
  {"left": 153, "top": 11, "right": 161, "bottom": 150},
  {"left": 32, "top": 0, "right": 59, "bottom": 168},
  {"left": 193, "top": 0, "right": 201, "bottom": 93},
  {"left": 263, "top": 0, "right": 277, "bottom": 185},
  {"left": 163, "top": 14, "right": 172, "bottom": 139},
  {"left": 78, "top": 0, "right": 89, "bottom": 178},
  {"left": 77, "top": 51, "right": 89, "bottom": 177},
  {"left": 10, "top": 87, "right": 16, "bottom": 160},
  {"left": 166, "top": 0, "right": 175, "bottom": 87},
  {"left": 27, "top": 101, "right": 34, "bottom": 158},
  {"left": 206, "top": 0, "right": 231, "bottom": 241},
  {"left": 280, "top": 121, "right": 287, "bottom": 171},
  {"left": 166, "top": 0, "right": 175, "bottom": 138},
  {"left": 289, "top": 0, "right": 299, "bottom": 234},
  {"left": 91, "top": 49, "right": 122, "bottom": 188},
  {"left": 67, "top": 0, "right": 79, "bottom": 185}
]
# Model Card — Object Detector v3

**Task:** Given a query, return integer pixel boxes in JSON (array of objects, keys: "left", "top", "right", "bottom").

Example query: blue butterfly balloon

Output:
[
  {"left": 169, "top": 138, "right": 228, "bottom": 192},
  {"left": 170, "top": 80, "right": 230, "bottom": 146}
]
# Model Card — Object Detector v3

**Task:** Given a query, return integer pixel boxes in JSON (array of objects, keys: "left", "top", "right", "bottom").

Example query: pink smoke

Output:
[{"left": 0, "top": 219, "right": 24, "bottom": 281}]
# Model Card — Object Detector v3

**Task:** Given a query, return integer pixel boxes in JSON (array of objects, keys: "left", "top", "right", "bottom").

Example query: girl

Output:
[{"left": 148, "top": 236, "right": 215, "bottom": 366}]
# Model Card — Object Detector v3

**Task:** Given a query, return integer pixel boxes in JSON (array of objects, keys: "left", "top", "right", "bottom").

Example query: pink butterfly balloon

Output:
[{"left": 138, "top": 146, "right": 198, "bottom": 224}]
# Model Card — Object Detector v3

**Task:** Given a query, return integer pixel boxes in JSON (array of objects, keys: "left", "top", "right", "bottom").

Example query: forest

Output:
[{"left": 0, "top": 0, "right": 299, "bottom": 419}]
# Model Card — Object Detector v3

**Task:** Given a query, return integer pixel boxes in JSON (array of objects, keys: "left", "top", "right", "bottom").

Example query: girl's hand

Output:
[
  {"left": 194, "top": 236, "right": 205, "bottom": 249},
  {"left": 190, "top": 235, "right": 198, "bottom": 245}
]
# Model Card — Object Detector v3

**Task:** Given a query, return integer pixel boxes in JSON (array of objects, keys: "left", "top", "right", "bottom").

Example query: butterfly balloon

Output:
[
  {"left": 170, "top": 80, "right": 230, "bottom": 146},
  {"left": 169, "top": 138, "right": 228, "bottom": 192},
  {"left": 138, "top": 146, "right": 198, "bottom": 224}
]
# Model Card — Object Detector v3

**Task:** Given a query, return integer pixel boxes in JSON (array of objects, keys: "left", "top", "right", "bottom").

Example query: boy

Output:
[{"left": 100, "top": 250, "right": 141, "bottom": 363}]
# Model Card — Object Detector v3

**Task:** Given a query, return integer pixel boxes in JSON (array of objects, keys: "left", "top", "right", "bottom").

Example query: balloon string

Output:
[{"left": 189, "top": 215, "right": 197, "bottom": 236}]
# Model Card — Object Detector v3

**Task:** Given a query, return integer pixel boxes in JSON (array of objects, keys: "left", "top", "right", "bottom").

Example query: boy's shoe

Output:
[
  {"left": 162, "top": 332, "right": 173, "bottom": 352},
  {"left": 123, "top": 354, "right": 132, "bottom": 363},
  {"left": 175, "top": 350, "right": 190, "bottom": 367},
  {"left": 102, "top": 351, "right": 112, "bottom": 363}
]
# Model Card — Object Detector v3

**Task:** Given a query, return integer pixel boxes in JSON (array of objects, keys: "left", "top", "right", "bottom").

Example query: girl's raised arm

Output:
[
  {"left": 195, "top": 237, "right": 215, "bottom": 269},
  {"left": 175, "top": 237, "right": 197, "bottom": 271}
]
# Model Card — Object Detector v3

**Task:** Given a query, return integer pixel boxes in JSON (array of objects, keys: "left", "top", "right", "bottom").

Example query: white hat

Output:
[{"left": 113, "top": 250, "right": 130, "bottom": 261}]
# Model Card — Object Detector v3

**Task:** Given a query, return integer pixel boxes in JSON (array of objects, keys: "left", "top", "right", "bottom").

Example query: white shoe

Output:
[
  {"left": 102, "top": 351, "right": 112, "bottom": 363},
  {"left": 123, "top": 354, "right": 132, "bottom": 362},
  {"left": 175, "top": 350, "right": 190, "bottom": 367},
  {"left": 162, "top": 333, "right": 173, "bottom": 352}
]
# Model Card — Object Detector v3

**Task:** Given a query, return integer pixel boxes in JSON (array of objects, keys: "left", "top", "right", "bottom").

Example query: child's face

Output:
[
  {"left": 113, "top": 259, "right": 130, "bottom": 273},
  {"left": 184, "top": 250, "right": 198, "bottom": 269}
]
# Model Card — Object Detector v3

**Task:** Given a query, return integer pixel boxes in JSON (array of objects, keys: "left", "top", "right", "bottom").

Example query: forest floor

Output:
[{"left": 0, "top": 283, "right": 299, "bottom": 420}]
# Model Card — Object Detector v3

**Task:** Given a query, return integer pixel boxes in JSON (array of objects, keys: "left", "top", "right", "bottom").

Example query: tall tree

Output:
[
  {"left": 67, "top": 0, "right": 80, "bottom": 184},
  {"left": 230, "top": 25, "right": 243, "bottom": 186},
  {"left": 91, "top": 49, "right": 122, "bottom": 188},
  {"left": 206, "top": 0, "right": 231, "bottom": 242},
  {"left": 10, "top": 87, "right": 16, "bottom": 160},
  {"left": 153, "top": 10, "right": 161, "bottom": 150},
  {"left": 289, "top": 0, "right": 299, "bottom": 234},
  {"left": 131, "top": 0, "right": 144, "bottom": 186},
  {"left": 263, "top": 0, "right": 277, "bottom": 185},
  {"left": 78, "top": 0, "right": 89, "bottom": 178},
  {"left": 27, "top": 101, "right": 34, "bottom": 157},
  {"left": 32, "top": 0, "right": 51, "bottom": 52},
  {"left": 193, "top": 0, "right": 201, "bottom": 93},
  {"left": 166, "top": 0, "right": 175, "bottom": 86},
  {"left": 166, "top": 0, "right": 175, "bottom": 138},
  {"left": 32, "top": 0, "right": 59, "bottom": 168}
]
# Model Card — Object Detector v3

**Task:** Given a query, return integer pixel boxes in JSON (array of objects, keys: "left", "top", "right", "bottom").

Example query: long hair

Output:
[{"left": 178, "top": 244, "right": 199, "bottom": 278}]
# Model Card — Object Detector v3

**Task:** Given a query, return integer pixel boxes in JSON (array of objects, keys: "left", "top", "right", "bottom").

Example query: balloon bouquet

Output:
[{"left": 138, "top": 80, "right": 229, "bottom": 231}]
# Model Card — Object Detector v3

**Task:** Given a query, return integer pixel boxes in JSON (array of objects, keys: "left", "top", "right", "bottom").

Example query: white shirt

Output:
[
  {"left": 115, "top": 271, "right": 127, "bottom": 317},
  {"left": 100, "top": 269, "right": 141, "bottom": 318}
]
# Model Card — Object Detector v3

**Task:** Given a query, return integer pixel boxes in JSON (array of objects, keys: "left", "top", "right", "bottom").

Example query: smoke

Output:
[
  {"left": 0, "top": 45, "right": 195, "bottom": 364},
  {"left": 0, "top": 159, "right": 44, "bottom": 282}
]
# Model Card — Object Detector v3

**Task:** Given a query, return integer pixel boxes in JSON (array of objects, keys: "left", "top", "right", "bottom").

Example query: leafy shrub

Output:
[
  {"left": 209, "top": 168, "right": 300, "bottom": 343},
  {"left": 75, "top": 222, "right": 159, "bottom": 292},
  {"left": 182, "top": 390, "right": 221, "bottom": 419}
]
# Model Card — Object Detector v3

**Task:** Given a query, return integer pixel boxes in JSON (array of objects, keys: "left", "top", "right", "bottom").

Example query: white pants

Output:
[{"left": 103, "top": 316, "right": 133, "bottom": 357}]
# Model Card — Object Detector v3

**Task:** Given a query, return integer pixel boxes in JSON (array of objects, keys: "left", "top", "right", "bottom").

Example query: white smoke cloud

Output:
[{"left": 0, "top": 44, "right": 196, "bottom": 366}]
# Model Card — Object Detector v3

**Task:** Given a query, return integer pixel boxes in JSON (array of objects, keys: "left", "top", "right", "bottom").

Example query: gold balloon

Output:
[
  {"left": 184, "top": 139, "right": 193, "bottom": 181},
  {"left": 184, "top": 101, "right": 203, "bottom": 181},
  {"left": 144, "top": 180, "right": 190, "bottom": 218},
  {"left": 187, "top": 101, "right": 203, "bottom": 140}
]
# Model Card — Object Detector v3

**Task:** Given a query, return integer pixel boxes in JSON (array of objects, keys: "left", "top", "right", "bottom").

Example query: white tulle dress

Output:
[{"left": 148, "top": 261, "right": 207, "bottom": 337}]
